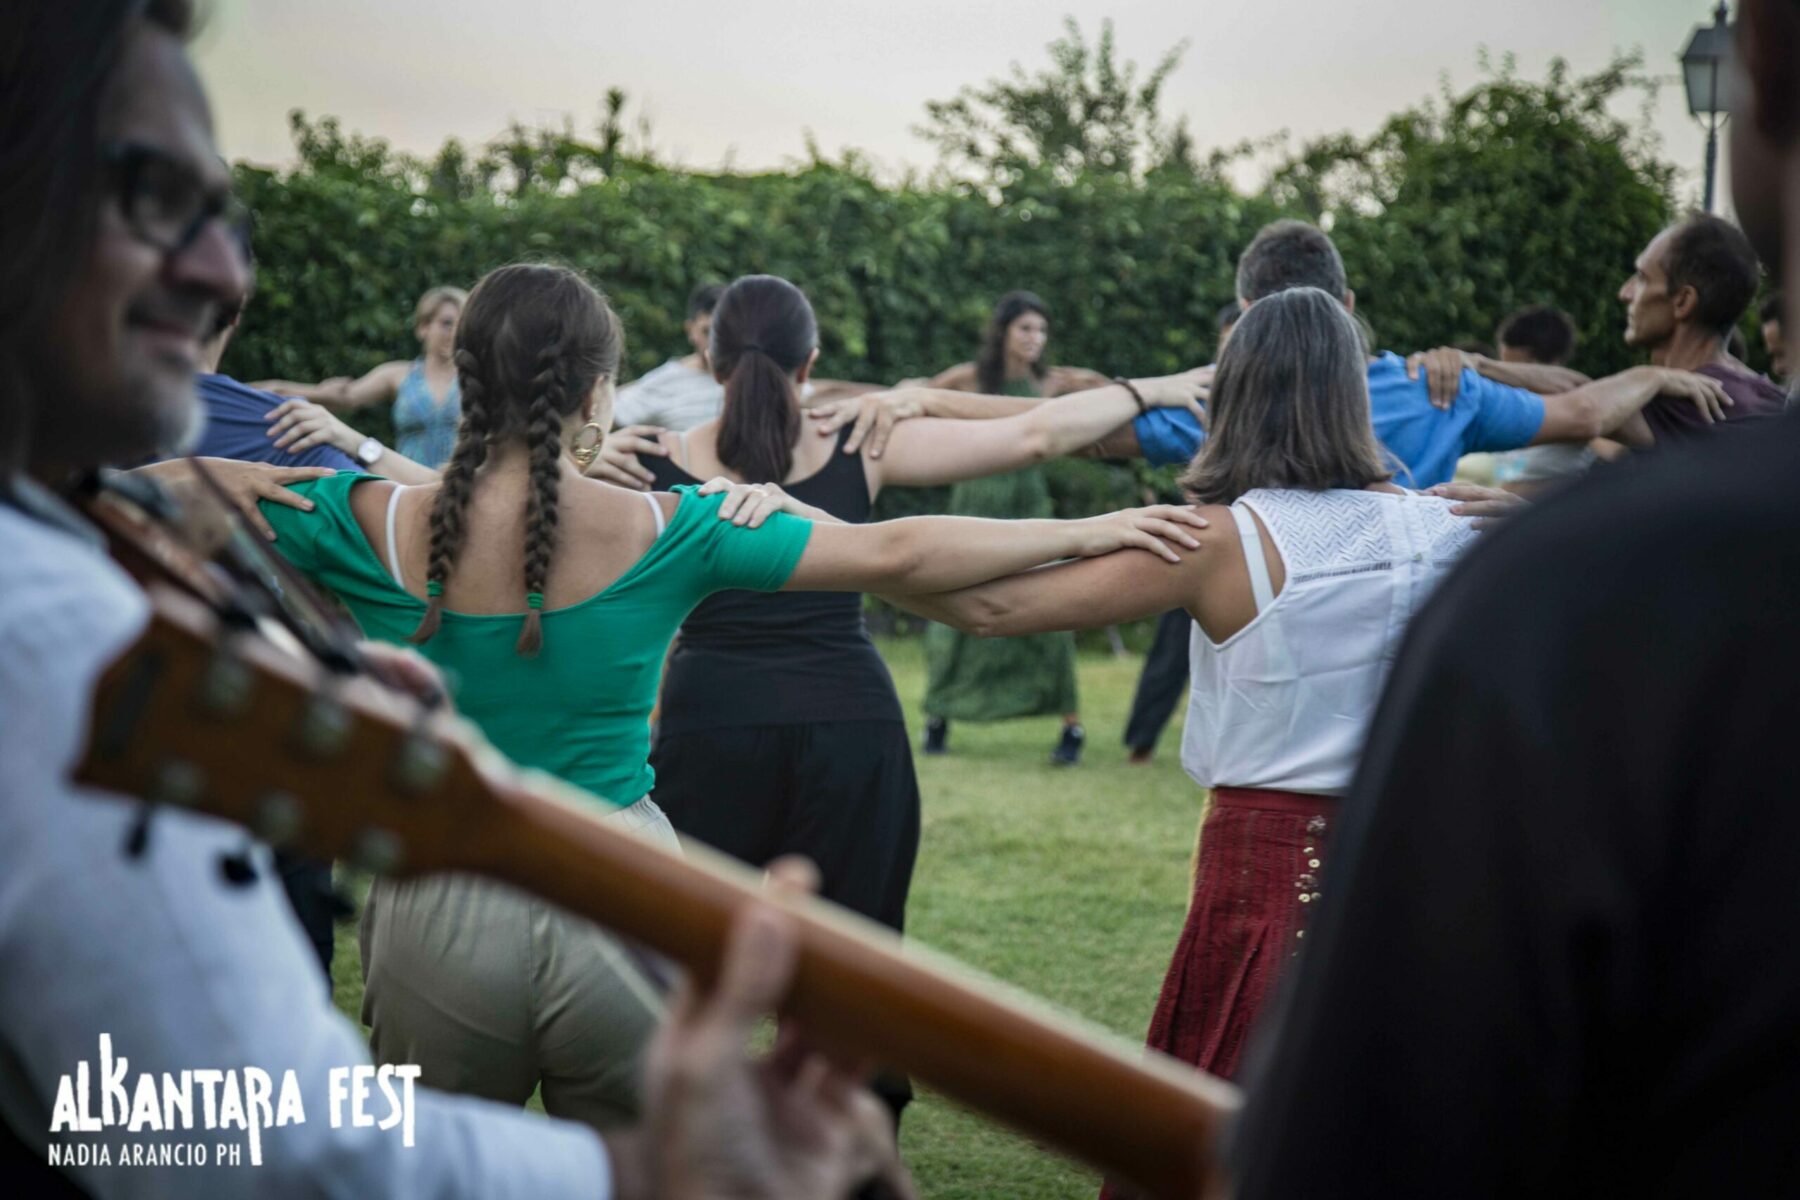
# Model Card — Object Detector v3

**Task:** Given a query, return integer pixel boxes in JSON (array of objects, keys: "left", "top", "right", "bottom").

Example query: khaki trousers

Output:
[{"left": 359, "top": 797, "right": 677, "bottom": 1130}]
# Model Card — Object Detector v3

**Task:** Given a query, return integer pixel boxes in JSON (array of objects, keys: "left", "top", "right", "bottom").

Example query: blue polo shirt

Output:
[
  {"left": 1133, "top": 351, "right": 1547, "bottom": 488},
  {"left": 192, "top": 374, "right": 358, "bottom": 472}
]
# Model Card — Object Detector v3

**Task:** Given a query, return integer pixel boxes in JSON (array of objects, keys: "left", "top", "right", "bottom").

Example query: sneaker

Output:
[
  {"left": 923, "top": 716, "right": 949, "bottom": 755},
  {"left": 1050, "top": 723, "right": 1085, "bottom": 766}
]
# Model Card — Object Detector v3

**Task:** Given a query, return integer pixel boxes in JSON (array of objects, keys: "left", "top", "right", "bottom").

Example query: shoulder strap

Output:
[
  {"left": 1231, "top": 502, "right": 1276, "bottom": 614},
  {"left": 384, "top": 485, "right": 407, "bottom": 589},
  {"left": 642, "top": 488, "right": 667, "bottom": 538}
]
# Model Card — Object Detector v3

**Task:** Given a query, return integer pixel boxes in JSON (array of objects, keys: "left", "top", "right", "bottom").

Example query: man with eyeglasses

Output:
[{"left": 0, "top": 4, "right": 906, "bottom": 1197}]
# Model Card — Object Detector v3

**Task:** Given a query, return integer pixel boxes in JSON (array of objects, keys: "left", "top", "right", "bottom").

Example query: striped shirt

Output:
[{"left": 613, "top": 359, "right": 724, "bottom": 432}]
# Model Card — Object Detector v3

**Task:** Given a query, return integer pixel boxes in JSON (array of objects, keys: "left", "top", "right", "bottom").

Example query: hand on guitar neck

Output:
[{"left": 608, "top": 857, "right": 914, "bottom": 1199}]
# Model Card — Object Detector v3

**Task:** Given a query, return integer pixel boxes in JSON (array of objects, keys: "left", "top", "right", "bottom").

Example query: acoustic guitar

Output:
[{"left": 71, "top": 470, "right": 1239, "bottom": 1199}]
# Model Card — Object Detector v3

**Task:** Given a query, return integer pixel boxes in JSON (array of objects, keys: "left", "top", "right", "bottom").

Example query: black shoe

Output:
[
  {"left": 1050, "top": 723, "right": 1085, "bottom": 766},
  {"left": 923, "top": 716, "right": 949, "bottom": 755}
]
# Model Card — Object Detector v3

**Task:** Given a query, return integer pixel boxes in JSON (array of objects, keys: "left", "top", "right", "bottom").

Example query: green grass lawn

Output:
[{"left": 331, "top": 636, "right": 1203, "bottom": 1198}]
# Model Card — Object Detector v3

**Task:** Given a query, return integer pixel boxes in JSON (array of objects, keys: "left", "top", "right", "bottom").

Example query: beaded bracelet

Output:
[{"left": 1112, "top": 376, "right": 1148, "bottom": 415}]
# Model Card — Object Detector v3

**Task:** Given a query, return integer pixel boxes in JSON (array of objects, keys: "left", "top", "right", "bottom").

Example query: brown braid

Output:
[
  {"left": 402, "top": 263, "right": 623, "bottom": 657},
  {"left": 407, "top": 347, "right": 492, "bottom": 645},
  {"left": 516, "top": 339, "right": 567, "bottom": 656}
]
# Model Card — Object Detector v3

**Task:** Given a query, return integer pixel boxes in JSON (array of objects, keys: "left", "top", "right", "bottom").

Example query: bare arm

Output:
[
  {"left": 883, "top": 536, "right": 1213, "bottom": 637},
  {"left": 1532, "top": 366, "right": 1730, "bottom": 445},
  {"left": 696, "top": 478, "right": 1206, "bottom": 595},
  {"left": 873, "top": 372, "right": 1208, "bottom": 489},
  {"left": 257, "top": 361, "right": 409, "bottom": 411},
  {"left": 1471, "top": 356, "right": 1591, "bottom": 394},
  {"left": 264, "top": 398, "right": 438, "bottom": 484},
  {"left": 912, "top": 362, "right": 981, "bottom": 392}
]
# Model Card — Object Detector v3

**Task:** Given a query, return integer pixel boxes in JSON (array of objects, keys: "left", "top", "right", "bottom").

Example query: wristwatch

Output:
[{"left": 354, "top": 436, "right": 384, "bottom": 467}]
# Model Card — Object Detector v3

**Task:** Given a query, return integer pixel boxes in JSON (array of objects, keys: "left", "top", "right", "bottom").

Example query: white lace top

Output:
[{"left": 1180, "top": 487, "right": 1480, "bottom": 796}]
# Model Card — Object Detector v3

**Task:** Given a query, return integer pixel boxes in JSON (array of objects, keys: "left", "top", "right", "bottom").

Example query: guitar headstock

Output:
[{"left": 76, "top": 582, "right": 564, "bottom": 878}]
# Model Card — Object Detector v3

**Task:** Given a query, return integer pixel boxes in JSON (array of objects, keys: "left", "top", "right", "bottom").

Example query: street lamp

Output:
[{"left": 1680, "top": 1, "right": 1734, "bottom": 213}]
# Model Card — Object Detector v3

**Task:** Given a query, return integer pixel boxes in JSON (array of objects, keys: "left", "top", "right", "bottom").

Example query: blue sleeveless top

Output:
[{"left": 392, "top": 360, "right": 461, "bottom": 468}]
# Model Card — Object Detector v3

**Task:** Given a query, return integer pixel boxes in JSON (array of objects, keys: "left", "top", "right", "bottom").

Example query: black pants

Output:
[
  {"left": 1123, "top": 609, "right": 1191, "bottom": 753},
  {"left": 275, "top": 851, "right": 336, "bottom": 984},
  {"left": 652, "top": 718, "right": 921, "bottom": 1118}
]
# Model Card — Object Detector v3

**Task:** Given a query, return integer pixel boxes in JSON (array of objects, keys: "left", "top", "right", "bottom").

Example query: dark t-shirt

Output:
[
  {"left": 1641, "top": 360, "right": 1787, "bottom": 445},
  {"left": 646, "top": 429, "right": 903, "bottom": 733},
  {"left": 192, "top": 374, "right": 358, "bottom": 471},
  {"left": 1232, "top": 412, "right": 1800, "bottom": 1198}
]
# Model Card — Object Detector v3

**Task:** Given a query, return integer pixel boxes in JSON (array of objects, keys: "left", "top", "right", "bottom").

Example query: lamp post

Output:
[{"left": 1681, "top": 1, "right": 1734, "bottom": 213}]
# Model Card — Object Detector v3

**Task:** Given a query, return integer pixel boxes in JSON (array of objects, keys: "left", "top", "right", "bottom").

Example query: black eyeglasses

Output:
[{"left": 101, "top": 141, "right": 250, "bottom": 256}]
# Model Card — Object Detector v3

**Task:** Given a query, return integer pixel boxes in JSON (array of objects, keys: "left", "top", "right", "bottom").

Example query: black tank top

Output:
[{"left": 646, "top": 427, "right": 903, "bottom": 733}]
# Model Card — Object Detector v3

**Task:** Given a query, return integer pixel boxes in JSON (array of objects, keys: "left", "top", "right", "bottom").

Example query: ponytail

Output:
[
  {"left": 718, "top": 346, "right": 800, "bottom": 484},
  {"left": 708, "top": 276, "right": 818, "bottom": 484}
]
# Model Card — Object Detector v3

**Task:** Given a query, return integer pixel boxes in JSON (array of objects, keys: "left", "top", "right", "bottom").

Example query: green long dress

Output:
[{"left": 923, "top": 377, "right": 1079, "bottom": 720}]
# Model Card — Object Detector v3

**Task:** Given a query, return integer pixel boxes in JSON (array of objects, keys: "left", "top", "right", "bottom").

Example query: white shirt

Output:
[
  {"left": 0, "top": 486, "right": 612, "bottom": 1197},
  {"left": 612, "top": 359, "right": 724, "bottom": 432},
  {"left": 1181, "top": 488, "right": 1479, "bottom": 796}
]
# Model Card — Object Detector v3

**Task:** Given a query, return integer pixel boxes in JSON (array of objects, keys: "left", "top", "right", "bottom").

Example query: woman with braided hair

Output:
[{"left": 255, "top": 262, "right": 1209, "bottom": 1131}]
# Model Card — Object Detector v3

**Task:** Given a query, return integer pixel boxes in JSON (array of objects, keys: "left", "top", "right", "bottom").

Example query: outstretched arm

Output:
[
  {"left": 872, "top": 372, "right": 1208, "bottom": 488},
  {"left": 696, "top": 478, "right": 1207, "bottom": 595},
  {"left": 883, "top": 531, "right": 1215, "bottom": 637},
  {"left": 256, "top": 361, "right": 409, "bottom": 411},
  {"left": 1532, "top": 366, "right": 1730, "bottom": 446}
]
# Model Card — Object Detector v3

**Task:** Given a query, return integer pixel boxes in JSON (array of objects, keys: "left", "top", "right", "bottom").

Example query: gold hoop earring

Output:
[{"left": 569, "top": 421, "right": 606, "bottom": 469}]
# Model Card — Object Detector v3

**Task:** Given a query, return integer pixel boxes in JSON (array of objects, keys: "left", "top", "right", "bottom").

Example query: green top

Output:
[{"left": 260, "top": 475, "right": 812, "bottom": 807}]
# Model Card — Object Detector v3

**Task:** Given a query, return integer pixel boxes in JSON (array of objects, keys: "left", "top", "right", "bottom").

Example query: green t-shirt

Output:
[{"left": 260, "top": 475, "right": 812, "bottom": 807}]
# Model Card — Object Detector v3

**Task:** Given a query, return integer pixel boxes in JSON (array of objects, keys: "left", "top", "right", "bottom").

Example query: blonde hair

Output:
[{"left": 413, "top": 285, "right": 468, "bottom": 330}]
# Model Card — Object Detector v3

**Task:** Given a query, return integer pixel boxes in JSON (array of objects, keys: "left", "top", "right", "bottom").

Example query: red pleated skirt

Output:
[{"left": 1099, "top": 786, "right": 1335, "bottom": 1200}]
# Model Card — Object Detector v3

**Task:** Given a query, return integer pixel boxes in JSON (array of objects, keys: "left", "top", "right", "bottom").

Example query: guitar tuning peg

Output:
[
  {"left": 290, "top": 690, "right": 351, "bottom": 760},
  {"left": 148, "top": 759, "right": 205, "bottom": 809},
  {"left": 389, "top": 728, "right": 449, "bottom": 797},
  {"left": 348, "top": 829, "right": 404, "bottom": 875},
  {"left": 251, "top": 791, "right": 303, "bottom": 846},
  {"left": 195, "top": 642, "right": 254, "bottom": 719}
]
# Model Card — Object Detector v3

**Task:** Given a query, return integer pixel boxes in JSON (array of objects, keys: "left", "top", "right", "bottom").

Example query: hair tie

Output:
[
  {"left": 426, "top": 580, "right": 443, "bottom": 598},
  {"left": 526, "top": 592, "right": 545, "bottom": 610}
]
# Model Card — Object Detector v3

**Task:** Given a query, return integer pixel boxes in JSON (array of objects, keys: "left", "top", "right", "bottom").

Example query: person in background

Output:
[
  {"left": 613, "top": 282, "right": 729, "bottom": 432},
  {"left": 1485, "top": 305, "right": 1601, "bottom": 499},
  {"left": 255, "top": 284, "right": 467, "bottom": 468},
  {"left": 1122, "top": 302, "right": 1241, "bottom": 765},
  {"left": 913, "top": 290, "right": 1112, "bottom": 765},
  {"left": 0, "top": 3, "right": 906, "bottom": 1197},
  {"left": 1614, "top": 214, "right": 1786, "bottom": 443},
  {"left": 1229, "top": 7, "right": 1800, "bottom": 1194},
  {"left": 1761, "top": 288, "right": 1788, "bottom": 383},
  {"left": 812, "top": 221, "right": 1732, "bottom": 498}
]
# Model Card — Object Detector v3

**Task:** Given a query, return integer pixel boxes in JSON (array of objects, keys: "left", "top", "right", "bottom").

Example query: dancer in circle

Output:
[
  {"left": 255, "top": 263, "right": 1207, "bottom": 1134},
  {"left": 632, "top": 274, "right": 1204, "bottom": 1123},
  {"left": 911, "top": 291, "right": 1111, "bottom": 765},
  {"left": 256, "top": 284, "right": 466, "bottom": 468}
]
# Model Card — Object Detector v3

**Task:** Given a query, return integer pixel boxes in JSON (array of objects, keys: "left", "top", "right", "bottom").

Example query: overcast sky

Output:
[{"left": 193, "top": 0, "right": 1733, "bottom": 206}]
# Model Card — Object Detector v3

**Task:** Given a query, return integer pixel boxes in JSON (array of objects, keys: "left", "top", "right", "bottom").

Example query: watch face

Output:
[{"left": 356, "top": 437, "right": 382, "bottom": 466}]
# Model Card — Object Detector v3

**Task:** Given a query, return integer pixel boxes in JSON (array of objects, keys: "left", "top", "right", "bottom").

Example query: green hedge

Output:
[{"left": 228, "top": 58, "right": 1684, "bottom": 516}]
